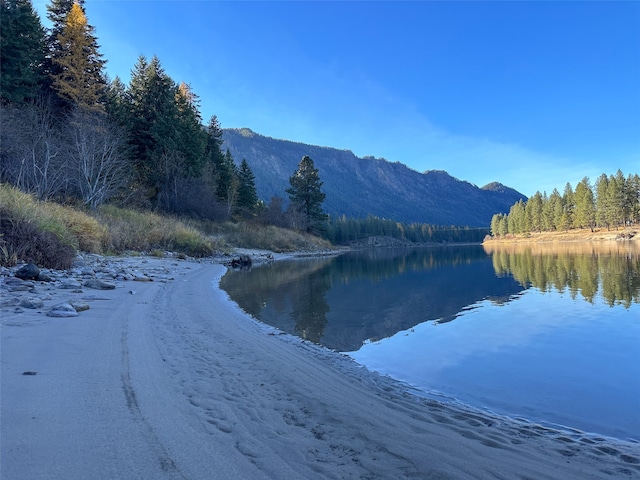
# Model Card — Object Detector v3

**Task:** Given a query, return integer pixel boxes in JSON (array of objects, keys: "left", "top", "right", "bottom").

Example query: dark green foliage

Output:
[
  {"left": 574, "top": 177, "right": 595, "bottom": 230},
  {"left": 0, "top": 211, "right": 75, "bottom": 269},
  {"left": 206, "top": 115, "right": 225, "bottom": 169},
  {"left": 174, "top": 82, "right": 207, "bottom": 177},
  {"left": 124, "top": 57, "right": 209, "bottom": 204},
  {"left": 104, "top": 75, "right": 128, "bottom": 124},
  {"left": 286, "top": 156, "right": 327, "bottom": 235},
  {"left": 326, "top": 215, "right": 488, "bottom": 244},
  {"left": 236, "top": 158, "right": 258, "bottom": 214},
  {"left": 0, "top": 0, "right": 47, "bottom": 104},
  {"left": 491, "top": 170, "right": 640, "bottom": 236},
  {"left": 215, "top": 149, "right": 238, "bottom": 204},
  {"left": 127, "top": 55, "right": 177, "bottom": 190}
]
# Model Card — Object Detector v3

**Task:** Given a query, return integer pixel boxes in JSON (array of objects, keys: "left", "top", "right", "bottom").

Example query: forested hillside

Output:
[
  {"left": 490, "top": 171, "right": 640, "bottom": 236},
  {"left": 222, "top": 128, "right": 526, "bottom": 227}
]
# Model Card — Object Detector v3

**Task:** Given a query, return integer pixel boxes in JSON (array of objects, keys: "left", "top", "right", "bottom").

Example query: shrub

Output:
[
  {"left": 0, "top": 213, "right": 76, "bottom": 269},
  {"left": 0, "top": 184, "right": 106, "bottom": 267},
  {"left": 94, "top": 205, "right": 220, "bottom": 257}
]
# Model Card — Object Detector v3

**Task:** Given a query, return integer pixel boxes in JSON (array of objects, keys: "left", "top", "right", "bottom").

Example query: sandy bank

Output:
[
  {"left": 2, "top": 256, "right": 639, "bottom": 479},
  {"left": 484, "top": 226, "right": 639, "bottom": 244}
]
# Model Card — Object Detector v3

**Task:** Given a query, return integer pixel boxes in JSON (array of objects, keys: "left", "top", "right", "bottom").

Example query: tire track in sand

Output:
[{"left": 121, "top": 327, "right": 188, "bottom": 479}]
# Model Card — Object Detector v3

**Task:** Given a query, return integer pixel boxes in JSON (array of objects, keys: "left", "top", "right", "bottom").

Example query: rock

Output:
[
  {"left": 20, "top": 297, "right": 44, "bottom": 309},
  {"left": 230, "top": 255, "right": 252, "bottom": 269},
  {"left": 1, "top": 297, "right": 20, "bottom": 308},
  {"left": 36, "top": 272, "right": 54, "bottom": 282},
  {"left": 59, "top": 281, "right": 82, "bottom": 289},
  {"left": 83, "top": 279, "right": 116, "bottom": 290},
  {"left": 7, "top": 284, "right": 33, "bottom": 292},
  {"left": 82, "top": 294, "right": 111, "bottom": 300},
  {"left": 15, "top": 263, "right": 39, "bottom": 280},
  {"left": 69, "top": 301, "right": 90, "bottom": 312},
  {"left": 133, "top": 276, "right": 153, "bottom": 282},
  {"left": 46, "top": 302, "right": 79, "bottom": 317}
]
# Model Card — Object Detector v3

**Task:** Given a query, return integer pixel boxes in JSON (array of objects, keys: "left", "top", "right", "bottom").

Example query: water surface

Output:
[{"left": 220, "top": 244, "right": 640, "bottom": 440}]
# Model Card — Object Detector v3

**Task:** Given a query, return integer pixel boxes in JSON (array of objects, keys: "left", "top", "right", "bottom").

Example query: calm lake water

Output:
[{"left": 220, "top": 243, "right": 640, "bottom": 441}]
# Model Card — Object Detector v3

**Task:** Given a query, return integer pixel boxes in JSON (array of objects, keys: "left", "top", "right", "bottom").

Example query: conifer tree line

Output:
[
  {"left": 326, "top": 215, "right": 488, "bottom": 245},
  {"left": 490, "top": 170, "right": 640, "bottom": 237},
  {"left": 0, "top": 0, "right": 270, "bottom": 221}
]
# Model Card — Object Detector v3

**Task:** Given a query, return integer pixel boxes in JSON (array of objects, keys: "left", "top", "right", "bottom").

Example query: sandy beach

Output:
[{"left": 2, "top": 256, "right": 639, "bottom": 479}]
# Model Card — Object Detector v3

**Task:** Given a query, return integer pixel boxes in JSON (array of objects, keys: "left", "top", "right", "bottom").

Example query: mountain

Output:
[{"left": 221, "top": 128, "right": 526, "bottom": 227}]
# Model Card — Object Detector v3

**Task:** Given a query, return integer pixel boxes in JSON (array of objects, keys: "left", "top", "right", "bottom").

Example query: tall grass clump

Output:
[
  {"left": 0, "top": 184, "right": 108, "bottom": 268},
  {"left": 95, "top": 205, "right": 221, "bottom": 257},
  {"left": 213, "top": 222, "right": 332, "bottom": 252}
]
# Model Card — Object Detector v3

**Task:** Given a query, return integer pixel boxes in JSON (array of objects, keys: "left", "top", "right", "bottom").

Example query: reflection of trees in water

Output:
[
  {"left": 291, "top": 273, "right": 331, "bottom": 343},
  {"left": 221, "top": 246, "right": 524, "bottom": 351},
  {"left": 220, "top": 258, "right": 333, "bottom": 342},
  {"left": 486, "top": 243, "right": 640, "bottom": 307},
  {"left": 333, "top": 246, "right": 489, "bottom": 283}
]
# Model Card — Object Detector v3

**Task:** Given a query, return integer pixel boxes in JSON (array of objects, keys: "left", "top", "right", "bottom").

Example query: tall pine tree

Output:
[
  {"left": 0, "top": 0, "right": 47, "bottom": 104},
  {"left": 574, "top": 177, "right": 595, "bottom": 231},
  {"left": 286, "top": 155, "right": 327, "bottom": 234},
  {"left": 236, "top": 158, "right": 258, "bottom": 215},
  {"left": 49, "top": 1, "right": 106, "bottom": 111},
  {"left": 174, "top": 82, "right": 208, "bottom": 177},
  {"left": 127, "top": 55, "right": 178, "bottom": 192}
]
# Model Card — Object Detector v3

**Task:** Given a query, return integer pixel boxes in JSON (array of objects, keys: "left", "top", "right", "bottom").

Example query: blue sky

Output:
[{"left": 34, "top": 1, "right": 640, "bottom": 197}]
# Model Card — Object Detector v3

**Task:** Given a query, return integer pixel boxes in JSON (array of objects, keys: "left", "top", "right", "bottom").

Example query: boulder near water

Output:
[{"left": 15, "top": 264, "right": 40, "bottom": 280}]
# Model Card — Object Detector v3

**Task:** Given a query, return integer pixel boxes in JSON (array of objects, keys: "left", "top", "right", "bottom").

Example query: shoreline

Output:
[
  {"left": 2, "top": 253, "right": 640, "bottom": 479},
  {"left": 483, "top": 226, "right": 639, "bottom": 244}
]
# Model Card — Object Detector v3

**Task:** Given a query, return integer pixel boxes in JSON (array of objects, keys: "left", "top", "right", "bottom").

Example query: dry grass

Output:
[
  {"left": 485, "top": 226, "right": 639, "bottom": 244},
  {"left": 1, "top": 183, "right": 333, "bottom": 267},
  {"left": 206, "top": 221, "right": 332, "bottom": 253},
  {"left": 0, "top": 184, "right": 107, "bottom": 268},
  {"left": 94, "top": 205, "right": 222, "bottom": 257}
]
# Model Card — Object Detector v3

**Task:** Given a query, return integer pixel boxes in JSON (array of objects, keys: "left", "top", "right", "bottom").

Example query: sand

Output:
[{"left": 2, "top": 256, "right": 639, "bottom": 479}]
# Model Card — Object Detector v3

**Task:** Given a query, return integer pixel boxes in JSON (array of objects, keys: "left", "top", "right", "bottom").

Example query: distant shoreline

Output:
[{"left": 483, "top": 226, "right": 639, "bottom": 244}]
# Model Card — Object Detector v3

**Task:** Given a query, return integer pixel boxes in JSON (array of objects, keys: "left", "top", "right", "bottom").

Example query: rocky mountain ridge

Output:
[{"left": 222, "top": 128, "right": 526, "bottom": 226}]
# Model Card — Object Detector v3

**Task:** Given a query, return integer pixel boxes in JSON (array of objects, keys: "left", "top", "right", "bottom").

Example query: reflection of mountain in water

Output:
[{"left": 220, "top": 247, "right": 525, "bottom": 352}]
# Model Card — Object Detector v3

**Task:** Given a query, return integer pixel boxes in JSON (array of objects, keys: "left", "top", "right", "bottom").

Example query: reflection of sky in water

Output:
[{"left": 349, "top": 289, "right": 640, "bottom": 441}]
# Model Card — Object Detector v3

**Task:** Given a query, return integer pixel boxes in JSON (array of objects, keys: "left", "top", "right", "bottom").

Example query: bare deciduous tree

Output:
[
  {"left": 67, "top": 109, "right": 130, "bottom": 209},
  {"left": 0, "top": 96, "right": 68, "bottom": 200}
]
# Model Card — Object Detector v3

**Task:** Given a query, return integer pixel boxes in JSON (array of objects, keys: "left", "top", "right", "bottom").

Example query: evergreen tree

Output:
[
  {"left": 526, "top": 191, "right": 544, "bottom": 233},
  {"left": 628, "top": 173, "right": 640, "bottom": 224},
  {"left": 497, "top": 214, "right": 508, "bottom": 236},
  {"left": 286, "top": 155, "right": 328, "bottom": 234},
  {"left": 174, "top": 82, "right": 207, "bottom": 177},
  {"left": 215, "top": 149, "right": 238, "bottom": 205},
  {"left": 490, "top": 213, "right": 502, "bottom": 237},
  {"left": 104, "top": 75, "right": 129, "bottom": 126},
  {"left": 127, "top": 55, "right": 178, "bottom": 191},
  {"left": 46, "top": 0, "right": 85, "bottom": 44},
  {"left": 560, "top": 182, "right": 575, "bottom": 231},
  {"left": 613, "top": 169, "right": 628, "bottom": 226},
  {"left": 49, "top": 1, "right": 106, "bottom": 111},
  {"left": 0, "top": 0, "right": 47, "bottom": 104},
  {"left": 574, "top": 177, "right": 595, "bottom": 230},
  {"left": 595, "top": 174, "right": 612, "bottom": 229},
  {"left": 206, "top": 115, "right": 225, "bottom": 168},
  {"left": 236, "top": 158, "right": 258, "bottom": 214},
  {"left": 508, "top": 200, "right": 526, "bottom": 234}
]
